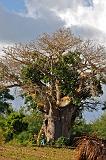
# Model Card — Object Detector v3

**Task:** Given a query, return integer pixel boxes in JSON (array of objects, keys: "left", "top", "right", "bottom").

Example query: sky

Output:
[
  {"left": 0, "top": 0, "right": 106, "bottom": 122},
  {"left": 0, "top": 0, "right": 106, "bottom": 46}
]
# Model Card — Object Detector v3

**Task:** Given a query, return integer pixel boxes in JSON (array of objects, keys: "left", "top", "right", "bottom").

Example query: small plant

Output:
[{"left": 55, "top": 136, "right": 70, "bottom": 147}]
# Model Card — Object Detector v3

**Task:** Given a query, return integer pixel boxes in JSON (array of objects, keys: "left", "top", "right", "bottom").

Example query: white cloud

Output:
[
  {"left": 24, "top": 0, "right": 91, "bottom": 18},
  {"left": 23, "top": 0, "right": 106, "bottom": 45},
  {"left": 56, "top": 0, "right": 106, "bottom": 33},
  {"left": 9, "top": 0, "right": 105, "bottom": 36},
  {"left": 0, "top": 0, "right": 106, "bottom": 46},
  {"left": 54, "top": 0, "right": 106, "bottom": 44}
]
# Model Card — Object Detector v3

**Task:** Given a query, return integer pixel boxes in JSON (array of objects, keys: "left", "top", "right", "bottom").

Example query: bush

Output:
[
  {"left": 92, "top": 112, "right": 106, "bottom": 139},
  {"left": 71, "top": 119, "right": 92, "bottom": 138},
  {"left": 4, "top": 112, "right": 28, "bottom": 142},
  {"left": 23, "top": 111, "right": 43, "bottom": 135},
  {"left": 15, "top": 131, "right": 35, "bottom": 145},
  {"left": 19, "top": 111, "right": 43, "bottom": 145},
  {"left": 55, "top": 137, "right": 70, "bottom": 147},
  {"left": 4, "top": 130, "right": 13, "bottom": 142}
]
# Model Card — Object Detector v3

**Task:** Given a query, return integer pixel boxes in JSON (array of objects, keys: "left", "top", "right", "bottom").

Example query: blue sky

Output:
[{"left": 0, "top": 0, "right": 25, "bottom": 12}]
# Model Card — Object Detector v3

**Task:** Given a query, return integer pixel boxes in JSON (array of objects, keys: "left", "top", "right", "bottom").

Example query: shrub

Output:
[
  {"left": 4, "top": 112, "right": 28, "bottom": 142},
  {"left": 92, "top": 112, "right": 106, "bottom": 139},
  {"left": 71, "top": 119, "right": 92, "bottom": 138},
  {"left": 55, "top": 137, "right": 70, "bottom": 147},
  {"left": 15, "top": 131, "right": 35, "bottom": 145}
]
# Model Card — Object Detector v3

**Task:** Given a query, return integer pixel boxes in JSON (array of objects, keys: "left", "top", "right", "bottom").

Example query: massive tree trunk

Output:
[
  {"left": 37, "top": 80, "right": 80, "bottom": 143},
  {"left": 41, "top": 104, "right": 79, "bottom": 142}
]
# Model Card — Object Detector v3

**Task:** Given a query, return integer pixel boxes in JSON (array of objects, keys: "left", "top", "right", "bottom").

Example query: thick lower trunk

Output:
[{"left": 41, "top": 104, "right": 78, "bottom": 142}]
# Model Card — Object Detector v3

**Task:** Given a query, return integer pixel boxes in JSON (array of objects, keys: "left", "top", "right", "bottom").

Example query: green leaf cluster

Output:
[
  {"left": 4, "top": 112, "right": 28, "bottom": 142},
  {"left": 0, "top": 89, "right": 14, "bottom": 115},
  {"left": 92, "top": 112, "right": 106, "bottom": 139}
]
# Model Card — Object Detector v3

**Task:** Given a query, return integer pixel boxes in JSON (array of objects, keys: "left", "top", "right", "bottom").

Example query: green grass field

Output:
[{"left": 0, "top": 145, "right": 75, "bottom": 160}]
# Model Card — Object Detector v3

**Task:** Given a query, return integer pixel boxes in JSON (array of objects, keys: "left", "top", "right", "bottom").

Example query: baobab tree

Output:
[{"left": 0, "top": 28, "right": 106, "bottom": 142}]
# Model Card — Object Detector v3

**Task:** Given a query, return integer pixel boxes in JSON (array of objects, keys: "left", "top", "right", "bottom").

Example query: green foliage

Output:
[
  {"left": 4, "top": 112, "right": 28, "bottom": 142},
  {"left": 24, "top": 94, "right": 37, "bottom": 111},
  {"left": 71, "top": 112, "right": 106, "bottom": 140},
  {"left": 56, "top": 52, "right": 80, "bottom": 95},
  {"left": 21, "top": 52, "right": 81, "bottom": 98},
  {"left": 21, "top": 65, "right": 44, "bottom": 84},
  {"left": 1, "top": 107, "right": 43, "bottom": 145},
  {"left": 0, "top": 89, "right": 14, "bottom": 115},
  {"left": 0, "top": 89, "right": 15, "bottom": 143},
  {"left": 0, "top": 115, "right": 5, "bottom": 128},
  {"left": 18, "top": 111, "right": 42, "bottom": 145},
  {"left": 55, "top": 137, "right": 70, "bottom": 147},
  {"left": 13, "top": 111, "right": 42, "bottom": 145},
  {"left": 20, "top": 47, "right": 103, "bottom": 111},
  {"left": 4, "top": 130, "right": 13, "bottom": 142},
  {"left": 92, "top": 112, "right": 106, "bottom": 139},
  {"left": 24, "top": 111, "right": 43, "bottom": 134},
  {"left": 15, "top": 131, "right": 35, "bottom": 145},
  {"left": 71, "top": 118, "right": 92, "bottom": 137},
  {"left": 6, "top": 112, "right": 28, "bottom": 133}
]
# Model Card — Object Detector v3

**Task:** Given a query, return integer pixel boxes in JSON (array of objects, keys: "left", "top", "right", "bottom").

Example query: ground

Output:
[{"left": 0, "top": 145, "right": 75, "bottom": 160}]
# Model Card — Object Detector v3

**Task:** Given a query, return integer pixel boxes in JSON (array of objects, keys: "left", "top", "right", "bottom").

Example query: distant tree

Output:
[
  {"left": 0, "top": 28, "right": 106, "bottom": 142},
  {"left": 24, "top": 94, "right": 37, "bottom": 111},
  {"left": 92, "top": 112, "right": 106, "bottom": 139},
  {"left": 0, "top": 89, "right": 14, "bottom": 116}
]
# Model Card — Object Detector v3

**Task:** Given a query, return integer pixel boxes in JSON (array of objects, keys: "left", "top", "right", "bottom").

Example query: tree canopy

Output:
[
  {"left": 0, "top": 28, "right": 106, "bottom": 141},
  {"left": 0, "top": 28, "right": 106, "bottom": 111}
]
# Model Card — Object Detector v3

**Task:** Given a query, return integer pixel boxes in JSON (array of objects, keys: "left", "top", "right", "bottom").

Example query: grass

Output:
[{"left": 0, "top": 145, "right": 75, "bottom": 160}]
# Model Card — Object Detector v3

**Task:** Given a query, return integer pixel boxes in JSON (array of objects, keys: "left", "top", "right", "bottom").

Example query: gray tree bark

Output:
[{"left": 42, "top": 104, "right": 78, "bottom": 142}]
